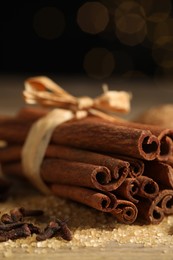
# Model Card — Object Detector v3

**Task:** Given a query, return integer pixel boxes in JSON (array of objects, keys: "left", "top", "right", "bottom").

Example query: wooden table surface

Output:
[{"left": 1, "top": 75, "right": 173, "bottom": 260}]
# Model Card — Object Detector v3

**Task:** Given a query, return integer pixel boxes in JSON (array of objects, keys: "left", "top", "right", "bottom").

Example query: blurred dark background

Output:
[{"left": 1, "top": 0, "right": 173, "bottom": 81}]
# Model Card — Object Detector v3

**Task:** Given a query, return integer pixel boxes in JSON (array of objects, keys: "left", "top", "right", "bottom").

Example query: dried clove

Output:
[
  {"left": 1, "top": 213, "right": 13, "bottom": 224},
  {"left": 36, "top": 221, "right": 60, "bottom": 241},
  {"left": 10, "top": 208, "right": 23, "bottom": 222},
  {"left": 55, "top": 219, "right": 72, "bottom": 241},
  {"left": 9, "top": 207, "right": 44, "bottom": 222},
  {"left": 0, "top": 224, "right": 31, "bottom": 241},
  {"left": 19, "top": 207, "right": 44, "bottom": 217},
  {"left": 27, "top": 223, "right": 40, "bottom": 234},
  {"left": 0, "top": 222, "right": 26, "bottom": 231},
  {"left": 0, "top": 208, "right": 72, "bottom": 243}
]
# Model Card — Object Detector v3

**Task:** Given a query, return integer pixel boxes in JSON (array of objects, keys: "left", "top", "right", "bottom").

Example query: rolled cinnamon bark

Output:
[
  {"left": 111, "top": 199, "right": 138, "bottom": 224},
  {"left": 18, "top": 108, "right": 172, "bottom": 161},
  {"left": 1, "top": 159, "right": 111, "bottom": 191},
  {"left": 0, "top": 144, "right": 130, "bottom": 191},
  {"left": 144, "top": 161, "right": 173, "bottom": 189},
  {"left": 0, "top": 113, "right": 160, "bottom": 161},
  {"left": 4, "top": 107, "right": 171, "bottom": 161},
  {"left": 136, "top": 176, "right": 159, "bottom": 200},
  {"left": 137, "top": 189, "right": 173, "bottom": 224},
  {"left": 45, "top": 145, "right": 130, "bottom": 184},
  {"left": 51, "top": 117, "right": 160, "bottom": 161},
  {"left": 109, "top": 154, "right": 144, "bottom": 178},
  {"left": 40, "top": 158, "right": 114, "bottom": 191},
  {"left": 113, "top": 178, "right": 139, "bottom": 203},
  {"left": 109, "top": 119, "right": 173, "bottom": 161},
  {"left": 1, "top": 157, "right": 126, "bottom": 192},
  {"left": 50, "top": 184, "right": 117, "bottom": 212}
]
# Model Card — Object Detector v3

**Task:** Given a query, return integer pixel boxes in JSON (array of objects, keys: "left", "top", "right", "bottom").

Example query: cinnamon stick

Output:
[
  {"left": 51, "top": 117, "right": 160, "bottom": 161},
  {"left": 111, "top": 199, "right": 138, "bottom": 224},
  {"left": 0, "top": 112, "right": 160, "bottom": 161},
  {"left": 1, "top": 158, "right": 126, "bottom": 192},
  {"left": 109, "top": 154, "right": 144, "bottom": 178},
  {"left": 40, "top": 158, "right": 114, "bottom": 191},
  {"left": 137, "top": 189, "right": 173, "bottom": 224},
  {"left": 5, "top": 107, "right": 171, "bottom": 161},
  {"left": 107, "top": 119, "right": 173, "bottom": 161},
  {"left": 136, "top": 176, "right": 159, "bottom": 200},
  {"left": 113, "top": 178, "right": 139, "bottom": 203},
  {"left": 0, "top": 144, "right": 130, "bottom": 191},
  {"left": 50, "top": 184, "right": 117, "bottom": 213},
  {"left": 45, "top": 145, "right": 130, "bottom": 183},
  {"left": 15, "top": 107, "right": 170, "bottom": 161}
]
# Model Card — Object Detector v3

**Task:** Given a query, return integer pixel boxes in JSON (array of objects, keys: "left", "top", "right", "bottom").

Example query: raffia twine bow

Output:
[
  {"left": 22, "top": 76, "right": 132, "bottom": 194},
  {"left": 23, "top": 76, "right": 132, "bottom": 118}
]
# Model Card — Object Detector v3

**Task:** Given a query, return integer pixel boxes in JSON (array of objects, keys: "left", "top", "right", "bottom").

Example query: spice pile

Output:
[
  {"left": 0, "top": 106, "right": 173, "bottom": 226},
  {"left": 0, "top": 207, "right": 72, "bottom": 242}
]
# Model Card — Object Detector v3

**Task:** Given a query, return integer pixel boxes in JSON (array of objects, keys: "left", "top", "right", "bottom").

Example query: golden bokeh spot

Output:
[
  {"left": 115, "top": 1, "right": 145, "bottom": 21},
  {"left": 152, "top": 37, "right": 173, "bottom": 69},
  {"left": 77, "top": 2, "right": 109, "bottom": 34},
  {"left": 140, "top": 0, "right": 171, "bottom": 23},
  {"left": 115, "top": 14, "right": 147, "bottom": 46},
  {"left": 33, "top": 7, "right": 66, "bottom": 40},
  {"left": 83, "top": 48, "right": 115, "bottom": 79},
  {"left": 152, "top": 18, "right": 173, "bottom": 46},
  {"left": 116, "top": 14, "right": 145, "bottom": 34},
  {"left": 152, "top": 19, "right": 173, "bottom": 70}
]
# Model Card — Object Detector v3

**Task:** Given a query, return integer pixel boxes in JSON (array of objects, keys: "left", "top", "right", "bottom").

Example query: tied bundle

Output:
[{"left": 0, "top": 76, "right": 173, "bottom": 225}]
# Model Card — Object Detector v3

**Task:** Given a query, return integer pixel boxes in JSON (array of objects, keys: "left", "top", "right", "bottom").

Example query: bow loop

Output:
[
  {"left": 23, "top": 76, "right": 131, "bottom": 115},
  {"left": 93, "top": 84, "right": 132, "bottom": 113}
]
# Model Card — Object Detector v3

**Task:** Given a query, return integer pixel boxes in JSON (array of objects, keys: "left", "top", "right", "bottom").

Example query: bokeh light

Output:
[
  {"left": 115, "top": 1, "right": 145, "bottom": 21},
  {"left": 115, "top": 14, "right": 147, "bottom": 46},
  {"left": 83, "top": 47, "right": 115, "bottom": 79},
  {"left": 152, "top": 37, "right": 173, "bottom": 69},
  {"left": 77, "top": 2, "right": 109, "bottom": 34},
  {"left": 33, "top": 7, "right": 66, "bottom": 40},
  {"left": 114, "top": 2, "right": 147, "bottom": 46},
  {"left": 151, "top": 18, "right": 173, "bottom": 72},
  {"left": 152, "top": 18, "right": 173, "bottom": 45},
  {"left": 140, "top": 0, "right": 171, "bottom": 23}
]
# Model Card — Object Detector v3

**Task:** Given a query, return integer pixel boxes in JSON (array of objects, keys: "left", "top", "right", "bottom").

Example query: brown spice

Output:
[
  {"left": 55, "top": 218, "right": 72, "bottom": 241},
  {"left": 36, "top": 221, "right": 60, "bottom": 241},
  {"left": 50, "top": 184, "right": 117, "bottom": 213},
  {"left": 0, "top": 208, "right": 72, "bottom": 243},
  {"left": 0, "top": 145, "right": 130, "bottom": 191},
  {"left": 114, "top": 178, "right": 139, "bottom": 203},
  {"left": 0, "top": 224, "right": 31, "bottom": 241},
  {"left": 0, "top": 111, "right": 160, "bottom": 160},
  {"left": 1, "top": 214, "right": 13, "bottom": 224},
  {"left": 111, "top": 199, "right": 138, "bottom": 224}
]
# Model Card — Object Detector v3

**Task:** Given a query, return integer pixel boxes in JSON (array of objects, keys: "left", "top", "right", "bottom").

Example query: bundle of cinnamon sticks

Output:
[{"left": 1, "top": 107, "right": 173, "bottom": 225}]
